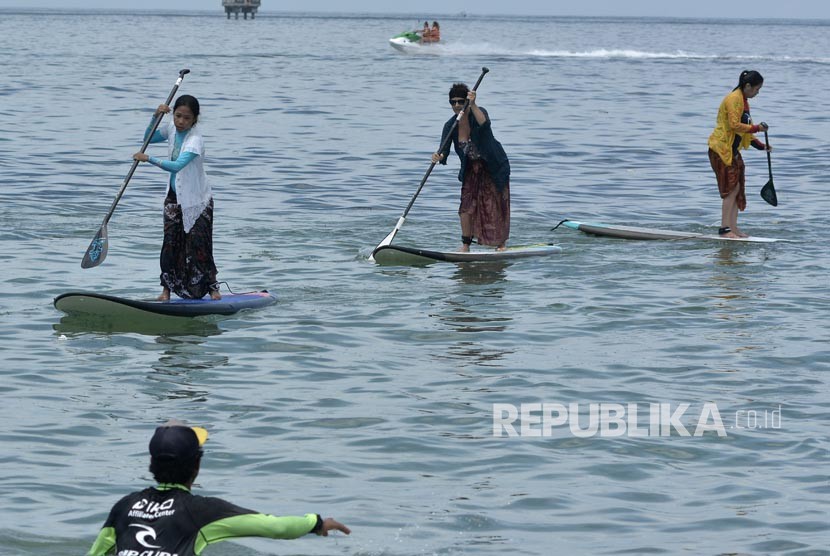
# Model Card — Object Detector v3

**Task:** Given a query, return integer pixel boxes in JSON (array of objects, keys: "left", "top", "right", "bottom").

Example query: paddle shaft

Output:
[
  {"left": 764, "top": 130, "right": 772, "bottom": 178},
  {"left": 400, "top": 67, "right": 489, "bottom": 219},
  {"left": 99, "top": 69, "right": 190, "bottom": 228}
]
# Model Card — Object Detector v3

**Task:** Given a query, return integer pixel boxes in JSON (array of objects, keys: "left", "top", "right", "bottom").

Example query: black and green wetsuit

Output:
[{"left": 87, "top": 484, "right": 321, "bottom": 556}]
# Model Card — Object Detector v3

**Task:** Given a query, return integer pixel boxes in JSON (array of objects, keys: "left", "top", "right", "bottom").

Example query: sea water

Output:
[{"left": 0, "top": 9, "right": 828, "bottom": 555}]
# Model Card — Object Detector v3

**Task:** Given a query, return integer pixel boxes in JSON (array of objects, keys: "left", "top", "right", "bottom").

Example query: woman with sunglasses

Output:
[{"left": 431, "top": 83, "right": 510, "bottom": 251}]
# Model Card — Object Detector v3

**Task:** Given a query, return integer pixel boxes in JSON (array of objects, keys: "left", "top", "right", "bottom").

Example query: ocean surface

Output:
[{"left": 0, "top": 9, "right": 828, "bottom": 555}]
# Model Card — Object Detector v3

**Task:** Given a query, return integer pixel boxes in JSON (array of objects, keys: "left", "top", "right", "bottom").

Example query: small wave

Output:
[
  {"left": 527, "top": 49, "right": 830, "bottom": 64},
  {"left": 527, "top": 48, "right": 716, "bottom": 59}
]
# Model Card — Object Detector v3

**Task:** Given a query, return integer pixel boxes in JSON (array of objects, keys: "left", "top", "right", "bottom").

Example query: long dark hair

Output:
[
  {"left": 733, "top": 70, "right": 764, "bottom": 91},
  {"left": 173, "top": 94, "right": 200, "bottom": 124}
]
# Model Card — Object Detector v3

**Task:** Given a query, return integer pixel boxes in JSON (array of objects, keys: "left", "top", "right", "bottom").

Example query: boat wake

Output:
[{"left": 397, "top": 43, "right": 830, "bottom": 64}]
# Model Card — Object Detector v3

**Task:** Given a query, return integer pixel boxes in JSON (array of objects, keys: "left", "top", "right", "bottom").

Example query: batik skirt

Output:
[
  {"left": 459, "top": 159, "right": 510, "bottom": 247},
  {"left": 709, "top": 148, "right": 746, "bottom": 211},
  {"left": 160, "top": 190, "right": 218, "bottom": 299}
]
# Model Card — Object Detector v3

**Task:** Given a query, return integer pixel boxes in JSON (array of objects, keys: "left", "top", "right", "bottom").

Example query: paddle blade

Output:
[
  {"left": 761, "top": 180, "right": 778, "bottom": 207},
  {"left": 81, "top": 225, "right": 108, "bottom": 268},
  {"left": 369, "top": 216, "right": 406, "bottom": 262}
]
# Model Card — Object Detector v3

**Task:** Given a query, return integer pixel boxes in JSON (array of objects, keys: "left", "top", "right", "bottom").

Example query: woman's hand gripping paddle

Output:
[
  {"left": 760, "top": 129, "right": 778, "bottom": 207},
  {"left": 81, "top": 69, "right": 191, "bottom": 269},
  {"left": 369, "top": 67, "right": 490, "bottom": 262}
]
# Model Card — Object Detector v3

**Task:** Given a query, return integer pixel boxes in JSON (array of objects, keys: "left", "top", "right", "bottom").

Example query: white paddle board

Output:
[
  {"left": 563, "top": 220, "right": 789, "bottom": 243},
  {"left": 372, "top": 244, "right": 562, "bottom": 265}
]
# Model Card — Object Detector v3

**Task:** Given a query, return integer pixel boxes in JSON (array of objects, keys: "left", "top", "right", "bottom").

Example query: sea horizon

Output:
[{"left": 0, "top": 6, "right": 828, "bottom": 23}]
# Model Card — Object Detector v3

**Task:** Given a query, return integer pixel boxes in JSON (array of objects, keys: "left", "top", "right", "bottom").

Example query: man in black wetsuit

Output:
[{"left": 87, "top": 420, "right": 350, "bottom": 555}]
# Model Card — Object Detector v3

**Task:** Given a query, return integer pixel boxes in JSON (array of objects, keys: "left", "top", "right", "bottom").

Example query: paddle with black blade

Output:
[
  {"left": 760, "top": 129, "right": 778, "bottom": 206},
  {"left": 81, "top": 68, "right": 191, "bottom": 269},
  {"left": 369, "top": 66, "right": 489, "bottom": 262}
]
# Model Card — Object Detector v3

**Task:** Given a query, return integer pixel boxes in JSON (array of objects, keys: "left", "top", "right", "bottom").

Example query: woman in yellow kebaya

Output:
[{"left": 707, "top": 70, "right": 771, "bottom": 239}]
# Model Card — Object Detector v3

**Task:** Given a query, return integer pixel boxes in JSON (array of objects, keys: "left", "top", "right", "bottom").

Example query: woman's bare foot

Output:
[
  {"left": 458, "top": 244, "right": 470, "bottom": 253},
  {"left": 210, "top": 289, "right": 222, "bottom": 300},
  {"left": 495, "top": 244, "right": 507, "bottom": 252},
  {"left": 734, "top": 229, "right": 749, "bottom": 238},
  {"left": 157, "top": 288, "right": 170, "bottom": 301},
  {"left": 722, "top": 231, "right": 741, "bottom": 239}
]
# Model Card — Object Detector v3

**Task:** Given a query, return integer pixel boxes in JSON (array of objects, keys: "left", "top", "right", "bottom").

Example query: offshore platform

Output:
[{"left": 222, "top": 0, "right": 261, "bottom": 19}]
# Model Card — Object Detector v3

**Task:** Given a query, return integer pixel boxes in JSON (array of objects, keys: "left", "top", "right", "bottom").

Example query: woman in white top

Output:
[{"left": 133, "top": 95, "right": 220, "bottom": 300}]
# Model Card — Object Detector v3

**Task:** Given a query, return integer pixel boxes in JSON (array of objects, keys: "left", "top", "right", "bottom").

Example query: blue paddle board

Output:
[{"left": 54, "top": 290, "right": 276, "bottom": 318}]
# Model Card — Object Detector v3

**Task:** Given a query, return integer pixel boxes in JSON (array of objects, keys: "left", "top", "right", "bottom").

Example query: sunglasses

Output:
[{"left": 449, "top": 98, "right": 467, "bottom": 106}]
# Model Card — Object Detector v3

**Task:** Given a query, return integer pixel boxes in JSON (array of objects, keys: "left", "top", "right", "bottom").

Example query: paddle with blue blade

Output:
[
  {"left": 81, "top": 69, "right": 190, "bottom": 269},
  {"left": 760, "top": 129, "right": 778, "bottom": 206},
  {"left": 369, "top": 67, "right": 489, "bottom": 262}
]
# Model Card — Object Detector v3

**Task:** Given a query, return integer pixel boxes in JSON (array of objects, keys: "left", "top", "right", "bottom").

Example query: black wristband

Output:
[{"left": 311, "top": 514, "right": 323, "bottom": 534}]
